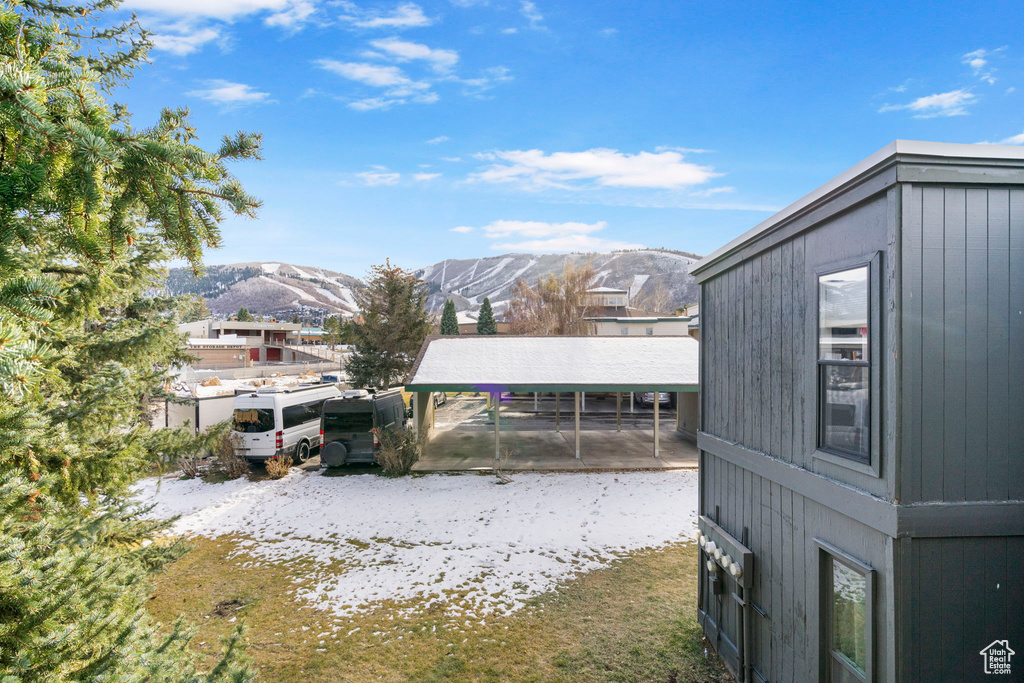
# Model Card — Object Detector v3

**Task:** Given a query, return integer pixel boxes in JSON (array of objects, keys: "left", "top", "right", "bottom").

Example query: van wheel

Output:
[{"left": 295, "top": 441, "right": 311, "bottom": 464}]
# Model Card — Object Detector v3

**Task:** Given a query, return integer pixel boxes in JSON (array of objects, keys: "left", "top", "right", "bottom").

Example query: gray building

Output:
[{"left": 690, "top": 141, "right": 1023, "bottom": 683}]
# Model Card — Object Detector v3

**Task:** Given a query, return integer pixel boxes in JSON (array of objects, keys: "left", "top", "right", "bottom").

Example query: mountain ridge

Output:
[{"left": 162, "top": 249, "right": 702, "bottom": 320}]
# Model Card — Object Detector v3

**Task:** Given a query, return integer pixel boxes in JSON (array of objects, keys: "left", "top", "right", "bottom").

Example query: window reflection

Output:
[
  {"left": 832, "top": 560, "right": 868, "bottom": 674},
  {"left": 819, "top": 267, "right": 868, "bottom": 361},
  {"left": 821, "top": 365, "right": 869, "bottom": 456},
  {"left": 818, "top": 265, "right": 870, "bottom": 462}
]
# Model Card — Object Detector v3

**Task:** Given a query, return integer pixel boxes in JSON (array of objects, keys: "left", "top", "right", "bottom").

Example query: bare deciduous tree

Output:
[
  {"left": 632, "top": 282, "right": 673, "bottom": 313},
  {"left": 506, "top": 261, "right": 597, "bottom": 335}
]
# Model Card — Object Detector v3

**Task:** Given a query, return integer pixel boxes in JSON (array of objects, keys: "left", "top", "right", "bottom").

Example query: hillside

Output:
[
  {"left": 413, "top": 249, "right": 701, "bottom": 316},
  {"left": 163, "top": 249, "right": 702, "bottom": 320},
  {"left": 163, "top": 262, "right": 363, "bottom": 319}
]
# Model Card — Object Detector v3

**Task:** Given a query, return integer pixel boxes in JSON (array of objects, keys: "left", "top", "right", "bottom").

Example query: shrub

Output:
[
  {"left": 211, "top": 432, "right": 250, "bottom": 479},
  {"left": 265, "top": 456, "right": 292, "bottom": 479},
  {"left": 375, "top": 427, "right": 422, "bottom": 476},
  {"left": 178, "top": 456, "right": 204, "bottom": 479}
]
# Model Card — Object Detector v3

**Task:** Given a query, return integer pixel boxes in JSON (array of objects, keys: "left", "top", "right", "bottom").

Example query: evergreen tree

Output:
[
  {"left": 477, "top": 297, "right": 497, "bottom": 335},
  {"left": 0, "top": 0, "right": 261, "bottom": 678},
  {"left": 440, "top": 299, "right": 460, "bottom": 335},
  {"left": 291, "top": 313, "right": 301, "bottom": 324},
  {"left": 182, "top": 296, "right": 212, "bottom": 323},
  {"left": 347, "top": 261, "right": 431, "bottom": 390},
  {"left": 236, "top": 306, "right": 254, "bottom": 321}
]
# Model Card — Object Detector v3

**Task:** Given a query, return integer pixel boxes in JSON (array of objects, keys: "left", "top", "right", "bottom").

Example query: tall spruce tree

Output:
[
  {"left": 440, "top": 299, "right": 459, "bottom": 335},
  {"left": 0, "top": 0, "right": 261, "bottom": 678},
  {"left": 347, "top": 261, "right": 431, "bottom": 390},
  {"left": 476, "top": 297, "right": 497, "bottom": 335},
  {"left": 237, "top": 306, "right": 254, "bottom": 321}
]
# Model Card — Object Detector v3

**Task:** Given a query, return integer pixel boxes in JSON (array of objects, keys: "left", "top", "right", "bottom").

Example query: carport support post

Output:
[
  {"left": 555, "top": 393, "right": 560, "bottom": 432},
  {"left": 574, "top": 391, "right": 581, "bottom": 459},
  {"left": 616, "top": 392, "right": 621, "bottom": 432},
  {"left": 630, "top": 392, "right": 634, "bottom": 414},
  {"left": 493, "top": 392, "right": 500, "bottom": 460},
  {"left": 653, "top": 393, "right": 660, "bottom": 458},
  {"left": 534, "top": 392, "right": 538, "bottom": 412}
]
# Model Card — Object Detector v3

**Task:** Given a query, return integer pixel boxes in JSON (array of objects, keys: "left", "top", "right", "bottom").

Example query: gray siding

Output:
[
  {"left": 701, "top": 194, "right": 893, "bottom": 500},
  {"left": 899, "top": 536, "right": 1024, "bottom": 682},
  {"left": 899, "top": 186, "right": 1024, "bottom": 504},
  {"left": 701, "top": 451, "right": 896, "bottom": 683}
]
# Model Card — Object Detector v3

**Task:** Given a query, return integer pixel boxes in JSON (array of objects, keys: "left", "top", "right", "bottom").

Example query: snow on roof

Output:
[
  {"left": 456, "top": 311, "right": 478, "bottom": 324},
  {"left": 407, "top": 336, "right": 698, "bottom": 389},
  {"left": 187, "top": 337, "right": 247, "bottom": 347},
  {"left": 587, "top": 286, "right": 629, "bottom": 293}
]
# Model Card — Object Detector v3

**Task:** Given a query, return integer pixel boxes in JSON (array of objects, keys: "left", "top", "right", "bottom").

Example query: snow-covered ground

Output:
[{"left": 134, "top": 470, "right": 698, "bottom": 620}]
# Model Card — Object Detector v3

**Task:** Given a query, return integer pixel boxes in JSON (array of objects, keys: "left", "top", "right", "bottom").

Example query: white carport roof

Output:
[{"left": 405, "top": 335, "right": 699, "bottom": 392}]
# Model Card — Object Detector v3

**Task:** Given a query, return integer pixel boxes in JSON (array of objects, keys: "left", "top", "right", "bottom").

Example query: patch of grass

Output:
[{"left": 147, "top": 538, "right": 730, "bottom": 682}]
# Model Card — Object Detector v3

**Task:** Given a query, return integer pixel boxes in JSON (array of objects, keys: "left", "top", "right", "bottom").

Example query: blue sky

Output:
[{"left": 116, "top": 0, "right": 1023, "bottom": 277}]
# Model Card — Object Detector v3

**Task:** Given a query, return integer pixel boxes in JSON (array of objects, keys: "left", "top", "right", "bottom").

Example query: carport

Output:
[{"left": 405, "top": 336, "right": 698, "bottom": 467}]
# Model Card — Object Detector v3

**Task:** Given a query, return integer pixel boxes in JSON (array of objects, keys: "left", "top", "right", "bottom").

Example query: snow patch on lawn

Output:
[{"left": 134, "top": 470, "right": 697, "bottom": 620}]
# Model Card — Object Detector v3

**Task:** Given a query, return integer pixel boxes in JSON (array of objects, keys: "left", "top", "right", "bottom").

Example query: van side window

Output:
[{"left": 282, "top": 404, "right": 306, "bottom": 430}]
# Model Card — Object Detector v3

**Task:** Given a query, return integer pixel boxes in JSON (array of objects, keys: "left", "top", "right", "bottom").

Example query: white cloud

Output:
[
  {"left": 126, "top": 0, "right": 291, "bottom": 19},
  {"left": 316, "top": 59, "right": 437, "bottom": 109},
  {"left": 426, "top": 136, "right": 449, "bottom": 144},
  {"left": 369, "top": 37, "right": 459, "bottom": 73},
  {"left": 690, "top": 186, "right": 735, "bottom": 198},
  {"left": 979, "top": 131, "right": 1024, "bottom": 145},
  {"left": 341, "top": 2, "right": 433, "bottom": 28},
  {"left": 519, "top": 0, "right": 544, "bottom": 29},
  {"left": 494, "top": 234, "right": 645, "bottom": 253},
  {"left": 316, "top": 60, "right": 419, "bottom": 88},
  {"left": 448, "top": 65, "right": 513, "bottom": 96},
  {"left": 477, "top": 219, "right": 606, "bottom": 238},
  {"left": 185, "top": 80, "right": 272, "bottom": 107},
  {"left": 413, "top": 172, "right": 441, "bottom": 181},
  {"left": 598, "top": 27, "right": 617, "bottom": 36},
  {"left": 441, "top": 156, "right": 463, "bottom": 162},
  {"left": 469, "top": 147, "right": 720, "bottom": 190},
  {"left": 150, "top": 26, "right": 222, "bottom": 55},
  {"left": 501, "top": 27, "right": 518, "bottom": 34},
  {"left": 453, "top": 219, "right": 642, "bottom": 254},
  {"left": 357, "top": 170, "right": 401, "bottom": 185},
  {"left": 962, "top": 47, "right": 1005, "bottom": 84},
  {"left": 265, "top": 0, "right": 316, "bottom": 28},
  {"left": 878, "top": 89, "right": 976, "bottom": 118}
]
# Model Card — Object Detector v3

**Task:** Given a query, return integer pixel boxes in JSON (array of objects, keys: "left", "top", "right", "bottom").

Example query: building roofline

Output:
[
  {"left": 585, "top": 316, "right": 692, "bottom": 323},
  {"left": 404, "top": 333, "right": 698, "bottom": 386},
  {"left": 691, "top": 140, "right": 1024, "bottom": 278}
]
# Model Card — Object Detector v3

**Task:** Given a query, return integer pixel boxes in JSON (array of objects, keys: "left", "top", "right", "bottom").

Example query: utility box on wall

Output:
[{"left": 691, "top": 141, "right": 1024, "bottom": 683}]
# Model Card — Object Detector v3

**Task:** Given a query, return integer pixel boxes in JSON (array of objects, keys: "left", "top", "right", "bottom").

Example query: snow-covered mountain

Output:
[
  {"left": 162, "top": 262, "right": 362, "bottom": 319},
  {"left": 162, "top": 249, "right": 702, "bottom": 320},
  {"left": 413, "top": 249, "right": 702, "bottom": 315}
]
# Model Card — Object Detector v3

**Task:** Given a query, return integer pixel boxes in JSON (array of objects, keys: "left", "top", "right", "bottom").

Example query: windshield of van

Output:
[
  {"left": 233, "top": 408, "right": 275, "bottom": 433},
  {"left": 323, "top": 412, "right": 374, "bottom": 433}
]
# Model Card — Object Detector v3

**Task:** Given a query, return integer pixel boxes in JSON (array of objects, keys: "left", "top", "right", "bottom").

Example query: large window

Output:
[
  {"left": 817, "top": 540, "right": 874, "bottom": 683},
  {"left": 818, "top": 266, "right": 870, "bottom": 462}
]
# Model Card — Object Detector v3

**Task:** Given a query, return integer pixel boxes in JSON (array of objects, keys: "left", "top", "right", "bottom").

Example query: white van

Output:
[{"left": 231, "top": 384, "right": 342, "bottom": 463}]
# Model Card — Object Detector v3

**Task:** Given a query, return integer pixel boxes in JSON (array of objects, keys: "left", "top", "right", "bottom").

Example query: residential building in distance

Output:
[
  {"left": 585, "top": 286, "right": 630, "bottom": 311},
  {"left": 589, "top": 315, "right": 692, "bottom": 336},
  {"left": 691, "top": 141, "right": 1023, "bottom": 683}
]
